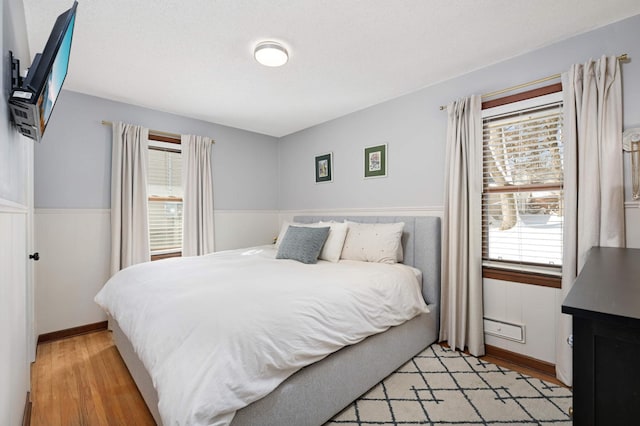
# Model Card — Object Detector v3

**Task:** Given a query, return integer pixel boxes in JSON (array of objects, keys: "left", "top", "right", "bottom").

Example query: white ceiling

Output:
[{"left": 22, "top": 0, "right": 640, "bottom": 137}]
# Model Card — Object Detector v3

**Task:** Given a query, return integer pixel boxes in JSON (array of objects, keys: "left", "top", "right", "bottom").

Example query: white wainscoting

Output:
[
  {"left": 34, "top": 209, "right": 112, "bottom": 336},
  {"left": 626, "top": 201, "right": 640, "bottom": 248},
  {"left": 0, "top": 199, "right": 30, "bottom": 426},
  {"left": 213, "top": 210, "right": 280, "bottom": 250},
  {"left": 33, "top": 209, "right": 280, "bottom": 335},
  {"left": 483, "top": 278, "right": 559, "bottom": 363},
  {"left": 32, "top": 204, "right": 639, "bottom": 362}
]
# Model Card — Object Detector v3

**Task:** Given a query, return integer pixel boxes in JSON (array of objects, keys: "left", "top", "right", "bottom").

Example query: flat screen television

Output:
[{"left": 9, "top": 1, "right": 78, "bottom": 142}]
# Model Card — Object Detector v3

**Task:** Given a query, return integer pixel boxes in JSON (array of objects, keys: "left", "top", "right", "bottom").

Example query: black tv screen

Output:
[{"left": 9, "top": 1, "right": 78, "bottom": 142}]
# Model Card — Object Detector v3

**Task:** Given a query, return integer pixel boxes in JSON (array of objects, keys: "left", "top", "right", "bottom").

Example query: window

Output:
[
  {"left": 481, "top": 87, "right": 563, "bottom": 287},
  {"left": 147, "top": 136, "right": 182, "bottom": 259}
]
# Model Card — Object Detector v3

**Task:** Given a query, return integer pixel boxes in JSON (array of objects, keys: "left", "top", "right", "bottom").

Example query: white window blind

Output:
[
  {"left": 482, "top": 95, "right": 563, "bottom": 273},
  {"left": 148, "top": 146, "right": 183, "bottom": 254}
]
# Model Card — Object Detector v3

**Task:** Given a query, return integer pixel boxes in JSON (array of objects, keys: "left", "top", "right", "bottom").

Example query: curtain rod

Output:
[
  {"left": 439, "top": 53, "right": 629, "bottom": 111},
  {"left": 100, "top": 120, "right": 215, "bottom": 143}
]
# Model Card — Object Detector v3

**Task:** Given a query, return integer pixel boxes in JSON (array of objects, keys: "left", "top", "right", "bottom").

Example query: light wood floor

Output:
[
  {"left": 31, "top": 330, "right": 155, "bottom": 426},
  {"left": 30, "top": 330, "right": 564, "bottom": 425}
]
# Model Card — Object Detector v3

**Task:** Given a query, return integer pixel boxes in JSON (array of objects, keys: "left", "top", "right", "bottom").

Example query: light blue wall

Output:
[
  {"left": 33, "top": 13, "right": 640, "bottom": 212},
  {"left": 34, "top": 90, "right": 279, "bottom": 210},
  {"left": 278, "top": 14, "right": 640, "bottom": 210}
]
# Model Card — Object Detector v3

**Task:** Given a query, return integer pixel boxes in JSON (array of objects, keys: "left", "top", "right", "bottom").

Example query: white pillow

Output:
[
  {"left": 341, "top": 221, "right": 405, "bottom": 264},
  {"left": 318, "top": 221, "right": 348, "bottom": 262},
  {"left": 275, "top": 221, "right": 348, "bottom": 262}
]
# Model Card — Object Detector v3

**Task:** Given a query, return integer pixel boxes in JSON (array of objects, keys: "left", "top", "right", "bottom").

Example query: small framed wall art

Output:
[
  {"left": 315, "top": 152, "right": 333, "bottom": 183},
  {"left": 364, "top": 143, "right": 387, "bottom": 178}
]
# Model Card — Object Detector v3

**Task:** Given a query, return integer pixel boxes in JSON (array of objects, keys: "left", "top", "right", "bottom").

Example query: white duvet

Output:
[{"left": 94, "top": 246, "right": 428, "bottom": 426}]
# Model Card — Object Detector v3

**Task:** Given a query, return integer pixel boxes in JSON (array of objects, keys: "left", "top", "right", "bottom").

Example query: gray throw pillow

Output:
[{"left": 276, "top": 226, "right": 330, "bottom": 264}]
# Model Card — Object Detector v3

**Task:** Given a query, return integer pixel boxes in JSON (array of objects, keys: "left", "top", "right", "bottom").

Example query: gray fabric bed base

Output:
[
  {"left": 110, "top": 215, "right": 441, "bottom": 426},
  {"left": 231, "top": 307, "right": 438, "bottom": 426},
  {"left": 111, "top": 308, "right": 437, "bottom": 426}
]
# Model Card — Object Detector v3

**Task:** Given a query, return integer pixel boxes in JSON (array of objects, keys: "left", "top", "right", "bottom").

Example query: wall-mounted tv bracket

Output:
[{"left": 10, "top": 51, "right": 23, "bottom": 89}]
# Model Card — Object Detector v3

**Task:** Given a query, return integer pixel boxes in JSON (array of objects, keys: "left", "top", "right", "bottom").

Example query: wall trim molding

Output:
[
  {"left": 35, "top": 208, "right": 110, "bottom": 215},
  {"left": 281, "top": 205, "right": 444, "bottom": 216},
  {"left": 32, "top": 203, "right": 637, "bottom": 213},
  {"left": 625, "top": 201, "right": 640, "bottom": 209},
  {"left": 37, "top": 321, "right": 108, "bottom": 344},
  {"left": 214, "top": 209, "right": 280, "bottom": 215},
  {"left": 33, "top": 207, "right": 441, "bottom": 216},
  {"left": 34, "top": 208, "right": 281, "bottom": 215},
  {"left": 0, "top": 197, "right": 28, "bottom": 214}
]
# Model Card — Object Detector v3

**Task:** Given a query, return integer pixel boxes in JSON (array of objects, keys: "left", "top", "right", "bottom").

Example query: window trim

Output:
[
  {"left": 151, "top": 251, "right": 182, "bottom": 261},
  {"left": 481, "top": 83, "right": 562, "bottom": 110},
  {"left": 483, "top": 267, "right": 561, "bottom": 288},
  {"left": 149, "top": 132, "right": 181, "bottom": 145},
  {"left": 481, "top": 83, "right": 563, "bottom": 287}
]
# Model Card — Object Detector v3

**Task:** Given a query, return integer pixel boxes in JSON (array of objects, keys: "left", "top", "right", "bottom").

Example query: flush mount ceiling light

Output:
[{"left": 254, "top": 41, "right": 289, "bottom": 67}]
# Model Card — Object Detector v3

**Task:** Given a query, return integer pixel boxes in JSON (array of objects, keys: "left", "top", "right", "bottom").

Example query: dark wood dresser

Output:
[{"left": 562, "top": 247, "right": 640, "bottom": 425}]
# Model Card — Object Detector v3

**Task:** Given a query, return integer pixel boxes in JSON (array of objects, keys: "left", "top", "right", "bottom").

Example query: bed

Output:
[{"left": 100, "top": 215, "right": 441, "bottom": 426}]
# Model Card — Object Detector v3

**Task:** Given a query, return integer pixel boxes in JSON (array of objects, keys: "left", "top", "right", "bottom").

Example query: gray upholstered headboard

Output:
[{"left": 293, "top": 216, "right": 441, "bottom": 309}]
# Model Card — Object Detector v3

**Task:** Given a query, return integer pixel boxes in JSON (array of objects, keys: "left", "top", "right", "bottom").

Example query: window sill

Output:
[
  {"left": 482, "top": 266, "right": 561, "bottom": 288},
  {"left": 151, "top": 251, "right": 182, "bottom": 261}
]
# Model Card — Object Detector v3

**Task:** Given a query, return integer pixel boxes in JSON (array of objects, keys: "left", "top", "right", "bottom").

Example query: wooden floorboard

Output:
[{"left": 31, "top": 330, "right": 155, "bottom": 426}]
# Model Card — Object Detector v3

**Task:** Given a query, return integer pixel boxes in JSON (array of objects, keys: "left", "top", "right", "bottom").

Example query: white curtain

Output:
[
  {"left": 110, "top": 122, "right": 150, "bottom": 275},
  {"left": 556, "top": 55, "right": 625, "bottom": 385},
  {"left": 182, "top": 134, "right": 215, "bottom": 256},
  {"left": 439, "top": 95, "right": 485, "bottom": 356}
]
